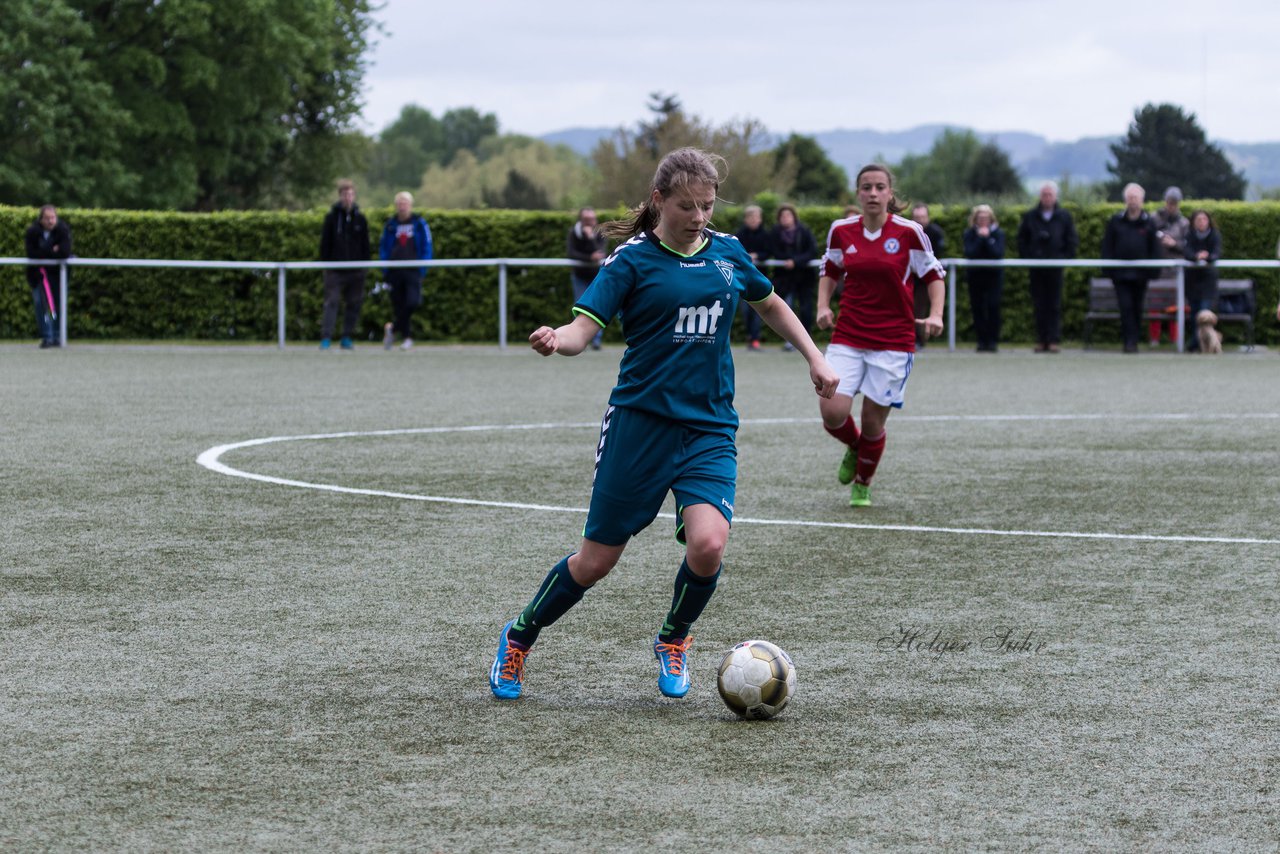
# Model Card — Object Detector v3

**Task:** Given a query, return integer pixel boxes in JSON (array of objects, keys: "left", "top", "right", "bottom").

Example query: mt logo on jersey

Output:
[{"left": 673, "top": 299, "right": 725, "bottom": 343}]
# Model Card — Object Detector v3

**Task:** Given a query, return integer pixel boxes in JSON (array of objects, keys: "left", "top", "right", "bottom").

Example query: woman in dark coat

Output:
[
  {"left": 770, "top": 203, "right": 818, "bottom": 349},
  {"left": 962, "top": 204, "right": 1006, "bottom": 352},
  {"left": 1182, "top": 209, "right": 1221, "bottom": 352}
]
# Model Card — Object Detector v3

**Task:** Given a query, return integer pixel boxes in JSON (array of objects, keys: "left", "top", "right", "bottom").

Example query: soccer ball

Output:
[{"left": 716, "top": 639, "right": 796, "bottom": 720}]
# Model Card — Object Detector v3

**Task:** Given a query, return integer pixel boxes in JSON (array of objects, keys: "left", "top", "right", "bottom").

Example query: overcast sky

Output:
[{"left": 360, "top": 0, "right": 1280, "bottom": 144}]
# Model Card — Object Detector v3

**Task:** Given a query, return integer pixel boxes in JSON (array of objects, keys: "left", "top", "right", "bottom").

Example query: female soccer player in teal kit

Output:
[{"left": 490, "top": 148, "right": 839, "bottom": 701}]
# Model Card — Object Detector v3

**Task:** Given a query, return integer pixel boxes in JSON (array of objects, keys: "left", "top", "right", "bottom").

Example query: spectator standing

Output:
[
  {"left": 1182, "top": 209, "right": 1222, "bottom": 352},
  {"left": 318, "top": 179, "right": 370, "bottom": 351},
  {"left": 1149, "top": 186, "right": 1191, "bottom": 345},
  {"left": 962, "top": 204, "right": 1006, "bottom": 352},
  {"left": 567, "top": 207, "right": 607, "bottom": 350},
  {"left": 1101, "top": 183, "right": 1160, "bottom": 354},
  {"left": 24, "top": 205, "right": 71, "bottom": 349},
  {"left": 1017, "top": 181, "right": 1078, "bottom": 353},
  {"left": 771, "top": 203, "right": 818, "bottom": 351},
  {"left": 734, "top": 204, "right": 772, "bottom": 350},
  {"left": 910, "top": 204, "right": 947, "bottom": 348},
  {"left": 379, "top": 191, "right": 433, "bottom": 350}
]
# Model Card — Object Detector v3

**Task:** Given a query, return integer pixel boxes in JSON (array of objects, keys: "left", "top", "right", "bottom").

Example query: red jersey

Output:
[{"left": 822, "top": 213, "right": 945, "bottom": 352}]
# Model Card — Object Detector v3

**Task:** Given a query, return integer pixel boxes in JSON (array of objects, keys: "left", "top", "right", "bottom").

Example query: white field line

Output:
[{"left": 196, "top": 415, "right": 1280, "bottom": 546}]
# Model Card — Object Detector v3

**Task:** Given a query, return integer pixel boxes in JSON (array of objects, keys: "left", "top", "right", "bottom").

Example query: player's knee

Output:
[
  {"left": 684, "top": 532, "right": 727, "bottom": 575},
  {"left": 570, "top": 550, "right": 619, "bottom": 585}
]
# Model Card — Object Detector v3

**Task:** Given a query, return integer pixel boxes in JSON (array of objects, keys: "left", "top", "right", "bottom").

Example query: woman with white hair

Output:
[{"left": 378, "top": 191, "right": 433, "bottom": 350}]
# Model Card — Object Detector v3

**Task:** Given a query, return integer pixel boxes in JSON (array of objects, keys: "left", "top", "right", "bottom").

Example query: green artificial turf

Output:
[{"left": 2, "top": 342, "right": 1277, "bottom": 851}]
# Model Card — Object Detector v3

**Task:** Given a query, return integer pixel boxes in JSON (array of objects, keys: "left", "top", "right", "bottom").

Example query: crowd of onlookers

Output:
[{"left": 18, "top": 179, "right": 1280, "bottom": 350}]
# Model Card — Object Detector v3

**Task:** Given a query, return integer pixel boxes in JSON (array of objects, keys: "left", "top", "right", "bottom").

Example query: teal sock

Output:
[
  {"left": 659, "top": 559, "right": 720, "bottom": 642},
  {"left": 508, "top": 555, "right": 589, "bottom": 647}
]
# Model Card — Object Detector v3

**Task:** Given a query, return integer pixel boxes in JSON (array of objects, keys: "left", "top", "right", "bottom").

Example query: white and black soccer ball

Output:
[{"left": 716, "top": 639, "right": 796, "bottom": 720}]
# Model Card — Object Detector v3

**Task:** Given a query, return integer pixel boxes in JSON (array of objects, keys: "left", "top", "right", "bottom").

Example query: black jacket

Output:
[
  {"left": 566, "top": 222, "right": 607, "bottom": 283},
  {"left": 1183, "top": 227, "right": 1222, "bottom": 302},
  {"left": 962, "top": 224, "right": 1006, "bottom": 288},
  {"left": 1016, "top": 205, "right": 1078, "bottom": 260},
  {"left": 733, "top": 224, "right": 773, "bottom": 271},
  {"left": 24, "top": 218, "right": 72, "bottom": 288},
  {"left": 770, "top": 223, "right": 817, "bottom": 292},
  {"left": 319, "top": 202, "right": 370, "bottom": 265},
  {"left": 1101, "top": 211, "right": 1159, "bottom": 284},
  {"left": 922, "top": 222, "right": 946, "bottom": 259}
]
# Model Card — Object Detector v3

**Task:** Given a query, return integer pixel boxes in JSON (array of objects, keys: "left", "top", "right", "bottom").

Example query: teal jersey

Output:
[{"left": 573, "top": 229, "right": 774, "bottom": 436}]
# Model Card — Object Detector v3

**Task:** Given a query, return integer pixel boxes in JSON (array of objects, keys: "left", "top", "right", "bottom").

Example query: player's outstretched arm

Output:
[
  {"left": 753, "top": 292, "right": 839, "bottom": 398},
  {"left": 529, "top": 313, "right": 603, "bottom": 357}
]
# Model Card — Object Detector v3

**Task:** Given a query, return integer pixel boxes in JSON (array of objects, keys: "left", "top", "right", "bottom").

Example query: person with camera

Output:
[{"left": 1016, "top": 181, "right": 1078, "bottom": 353}]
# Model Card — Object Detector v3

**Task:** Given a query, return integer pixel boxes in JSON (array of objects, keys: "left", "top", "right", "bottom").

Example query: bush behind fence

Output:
[{"left": 3, "top": 204, "right": 1277, "bottom": 346}]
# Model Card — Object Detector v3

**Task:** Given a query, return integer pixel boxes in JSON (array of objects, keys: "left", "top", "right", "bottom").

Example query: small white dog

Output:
[{"left": 1196, "top": 309, "right": 1223, "bottom": 354}]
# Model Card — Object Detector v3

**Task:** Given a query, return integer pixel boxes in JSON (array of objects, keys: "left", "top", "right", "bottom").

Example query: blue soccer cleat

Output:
[
  {"left": 489, "top": 621, "right": 528, "bottom": 700},
  {"left": 654, "top": 635, "right": 693, "bottom": 698}
]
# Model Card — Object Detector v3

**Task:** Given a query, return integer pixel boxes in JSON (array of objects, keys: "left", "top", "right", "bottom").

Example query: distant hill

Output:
[{"left": 540, "top": 125, "right": 1280, "bottom": 192}]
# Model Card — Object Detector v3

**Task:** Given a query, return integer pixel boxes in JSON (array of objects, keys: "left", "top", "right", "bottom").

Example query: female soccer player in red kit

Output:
[{"left": 816, "top": 164, "right": 945, "bottom": 507}]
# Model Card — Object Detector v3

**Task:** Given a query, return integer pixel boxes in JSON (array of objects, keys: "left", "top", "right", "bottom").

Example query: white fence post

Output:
[
  {"left": 58, "top": 261, "right": 68, "bottom": 347},
  {"left": 498, "top": 262, "right": 508, "bottom": 350},
  {"left": 277, "top": 265, "right": 287, "bottom": 350},
  {"left": 947, "top": 262, "right": 957, "bottom": 352}
]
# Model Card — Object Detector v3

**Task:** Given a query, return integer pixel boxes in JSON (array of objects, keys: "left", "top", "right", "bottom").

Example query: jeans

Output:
[
  {"left": 31, "top": 285, "right": 56, "bottom": 344},
  {"left": 321, "top": 270, "right": 367, "bottom": 339}
]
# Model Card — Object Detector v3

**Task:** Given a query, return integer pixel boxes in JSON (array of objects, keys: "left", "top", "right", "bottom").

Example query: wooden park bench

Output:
[{"left": 1084, "top": 277, "right": 1256, "bottom": 349}]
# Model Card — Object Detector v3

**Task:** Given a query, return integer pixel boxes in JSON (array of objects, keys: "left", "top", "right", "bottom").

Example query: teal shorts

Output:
[{"left": 584, "top": 405, "right": 736, "bottom": 547}]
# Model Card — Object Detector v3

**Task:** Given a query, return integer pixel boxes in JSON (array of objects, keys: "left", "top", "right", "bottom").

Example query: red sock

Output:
[
  {"left": 824, "top": 416, "right": 860, "bottom": 448},
  {"left": 855, "top": 431, "right": 886, "bottom": 484}
]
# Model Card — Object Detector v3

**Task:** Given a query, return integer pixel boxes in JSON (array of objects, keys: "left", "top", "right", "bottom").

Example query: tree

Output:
[
  {"left": 420, "top": 135, "right": 597, "bottom": 209},
  {"left": 0, "top": 0, "right": 135, "bottom": 206},
  {"left": 1106, "top": 103, "right": 1246, "bottom": 200},
  {"left": 894, "top": 129, "right": 1022, "bottom": 203},
  {"left": 365, "top": 105, "right": 500, "bottom": 196},
  {"left": 2, "top": 0, "right": 378, "bottom": 209},
  {"left": 773, "top": 134, "right": 849, "bottom": 204},
  {"left": 590, "top": 95, "right": 793, "bottom": 209}
]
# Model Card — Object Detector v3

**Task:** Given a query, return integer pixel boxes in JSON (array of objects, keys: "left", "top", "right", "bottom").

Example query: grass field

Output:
[{"left": 3, "top": 341, "right": 1278, "bottom": 852}]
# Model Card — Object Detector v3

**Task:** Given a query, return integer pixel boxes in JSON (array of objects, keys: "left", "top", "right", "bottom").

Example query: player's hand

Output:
[
  {"left": 916, "top": 315, "right": 944, "bottom": 338},
  {"left": 816, "top": 307, "right": 834, "bottom": 330},
  {"left": 529, "top": 325, "right": 559, "bottom": 356},
  {"left": 810, "top": 359, "right": 839, "bottom": 399}
]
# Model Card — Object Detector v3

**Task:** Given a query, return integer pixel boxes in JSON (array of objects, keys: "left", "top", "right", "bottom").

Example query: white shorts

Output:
[{"left": 825, "top": 343, "right": 914, "bottom": 408}]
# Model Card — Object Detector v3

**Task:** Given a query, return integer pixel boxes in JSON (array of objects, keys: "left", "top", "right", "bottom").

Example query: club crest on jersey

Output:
[
  {"left": 883, "top": 238, "right": 901, "bottom": 254},
  {"left": 713, "top": 259, "right": 735, "bottom": 286}
]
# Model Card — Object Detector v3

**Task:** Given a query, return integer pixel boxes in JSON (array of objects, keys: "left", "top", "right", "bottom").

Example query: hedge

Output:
[{"left": 3, "top": 203, "right": 1278, "bottom": 346}]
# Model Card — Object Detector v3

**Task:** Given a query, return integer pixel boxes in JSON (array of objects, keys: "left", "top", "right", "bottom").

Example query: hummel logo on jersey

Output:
[
  {"left": 673, "top": 299, "right": 725, "bottom": 339},
  {"left": 679, "top": 260, "right": 706, "bottom": 268},
  {"left": 713, "top": 260, "right": 735, "bottom": 286}
]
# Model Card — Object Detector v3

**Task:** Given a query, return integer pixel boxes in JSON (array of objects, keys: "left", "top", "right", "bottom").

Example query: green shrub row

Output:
[{"left": 3, "top": 203, "right": 1278, "bottom": 346}]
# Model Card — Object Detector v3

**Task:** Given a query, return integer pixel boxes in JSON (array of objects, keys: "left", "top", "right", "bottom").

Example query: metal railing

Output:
[{"left": 4, "top": 256, "right": 1276, "bottom": 352}]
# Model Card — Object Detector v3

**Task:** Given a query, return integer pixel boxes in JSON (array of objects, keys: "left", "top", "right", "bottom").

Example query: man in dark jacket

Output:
[
  {"left": 734, "top": 205, "right": 772, "bottom": 350},
  {"left": 24, "top": 205, "right": 71, "bottom": 349},
  {"left": 318, "top": 179, "right": 371, "bottom": 350},
  {"left": 1101, "top": 183, "right": 1160, "bottom": 353},
  {"left": 567, "top": 207, "right": 607, "bottom": 350},
  {"left": 1017, "top": 182, "right": 1079, "bottom": 352},
  {"left": 910, "top": 205, "right": 947, "bottom": 348}
]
